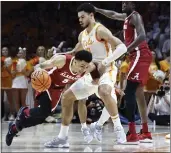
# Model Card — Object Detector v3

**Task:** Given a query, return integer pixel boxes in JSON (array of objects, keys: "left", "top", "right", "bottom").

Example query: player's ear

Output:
[{"left": 90, "top": 12, "right": 94, "bottom": 18}]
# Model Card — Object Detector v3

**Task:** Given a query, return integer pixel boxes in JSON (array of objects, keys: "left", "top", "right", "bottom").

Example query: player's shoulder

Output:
[
  {"left": 96, "top": 23, "right": 112, "bottom": 39},
  {"left": 96, "top": 23, "right": 109, "bottom": 34},
  {"left": 131, "top": 11, "right": 142, "bottom": 20}
]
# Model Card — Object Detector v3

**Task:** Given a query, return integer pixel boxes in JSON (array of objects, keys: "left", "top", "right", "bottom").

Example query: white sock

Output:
[
  {"left": 97, "top": 107, "right": 110, "bottom": 126},
  {"left": 111, "top": 114, "right": 122, "bottom": 128},
  {"left": 81, "top": 122, "right": 87, "bottom": 129},
  {"left": 58, "top": 124, "right": 69, "bottom": 139}
]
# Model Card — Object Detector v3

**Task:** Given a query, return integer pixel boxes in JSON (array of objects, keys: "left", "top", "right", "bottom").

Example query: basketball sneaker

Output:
[
  {"left": 6, "top": 122, "right": 18, "bottom": 146},
  {"left": 44, "top": 137, "right": 69, "bottom": 148},
  {"left": 81, "top": 127, "right": 93, "bottom": 143},
  {"left": 90, "top": 122, "right": 102, "bottom": 143},
  {"left": 126, "top": 131, "right": 139, "bottom": 142},
  {"left": 15, "top": 106, "right": 28, "bottom": 131},
  {"left": 113, "top": 126, "right": 126, "bottom": 144},
  {"left": 138, "top": 129, "right": 153, "bottom": 143}
]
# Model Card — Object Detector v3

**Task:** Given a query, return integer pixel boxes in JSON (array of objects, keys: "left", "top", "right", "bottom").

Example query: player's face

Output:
[
  {"left": 78, "top": 11, "right": 92, "bottom": 28},
  {"left": 2, "top": 47, "right": 9, "bottom": 57},
  {"left": 37, "top": 46, "right": 45, "bottom": 57},
  {"left": 122, "top": 2, "right": 132, "bottom": 13},
  {"left": 74, "top": 60, "right": 89, "bottom": 74}
]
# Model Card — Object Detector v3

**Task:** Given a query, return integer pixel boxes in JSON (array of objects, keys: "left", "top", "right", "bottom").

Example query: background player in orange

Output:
[
  {"left": 1, "top": 46, "right": 14, "bottom": 121},
  {"left": 6, "top": 50, "right": 93, "bottom": 146},
  {"left": 94, "top": 2, "right": 153, "bottom": 142}
]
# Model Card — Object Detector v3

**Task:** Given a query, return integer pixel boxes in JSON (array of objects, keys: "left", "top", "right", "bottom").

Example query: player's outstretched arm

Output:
[
  {"left": 127, "top": 13, "right": 146, "bottom": 53},
  {"left": 38, "top": 55, "right": 66, "bottom": 70},
  {"left": 94, "top": 6, "right": 126, "bottom": 21},
  {"left": 97, "top": 26, "right": 127, "bottom": 66}
]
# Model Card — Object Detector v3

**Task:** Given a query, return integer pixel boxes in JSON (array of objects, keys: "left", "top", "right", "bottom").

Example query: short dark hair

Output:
[
  {"left": 77, "top": 3, "right": 95, "bottom": 14},
  {"left": 75, "top": 50, "right": 92, "bottom": 63}
]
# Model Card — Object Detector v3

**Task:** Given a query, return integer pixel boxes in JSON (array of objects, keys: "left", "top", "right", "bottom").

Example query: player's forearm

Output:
[
  {"left": 39, "top": 61, "right": 53, "bottom": 69},
  {"left": 102, "top": 43, "right": 127, "bottom": 66},
  {"left": 96, "top": 8, "right": 116, "bottom": 19},
  {"left": 127, "top": 34, "right": 146, "bottom": 53}
]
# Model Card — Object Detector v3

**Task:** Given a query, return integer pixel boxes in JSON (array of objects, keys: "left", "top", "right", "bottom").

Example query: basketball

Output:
[{"left": 31, "top": 69, "right": 51, "bottom": 92}]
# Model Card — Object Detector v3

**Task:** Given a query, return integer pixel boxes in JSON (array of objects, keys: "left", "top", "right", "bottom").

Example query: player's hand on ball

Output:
[{"left": 31, "top": 69, "right": 51, "bottom": 92}]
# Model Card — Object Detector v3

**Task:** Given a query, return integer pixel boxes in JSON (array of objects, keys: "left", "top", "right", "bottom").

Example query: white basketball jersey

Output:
[{"left": 81, "top": 23, "right": 113, "bottom": 63}]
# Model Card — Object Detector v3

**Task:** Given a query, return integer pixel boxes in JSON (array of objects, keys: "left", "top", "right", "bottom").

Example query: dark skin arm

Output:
[
  {"left": 95, "top": 7, "right": 127, "bottom": 21},
  {"left": 127, "top": 13, "right": 146, "bottom": 53}
]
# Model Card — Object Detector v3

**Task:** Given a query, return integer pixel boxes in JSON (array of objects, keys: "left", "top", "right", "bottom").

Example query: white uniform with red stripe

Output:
[{"left": 70, "top": 23, "right": 117, "bottom": 101}]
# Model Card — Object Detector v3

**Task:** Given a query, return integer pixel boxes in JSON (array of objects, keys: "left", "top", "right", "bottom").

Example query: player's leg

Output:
[
  {"left": 135, "top": 62, "right": 152, "bottom": 142},
  {"left": 136, "top": 86, "right": 152, "bottom": 142},
  {"left": 6, "top": 91, "right": 52, "bottom": 146},
  {"left": 44, "top": 88, "right": 76, "bottom": 148},
  {"left": 78, "top": 99, "right": 93, "bottom": 143},
  {"left": 44, "top": 75, "right": 96, "bottom": 148},
  {"left": 91, "top": 69, "right": 126, "bottom": 144},
  {"left": 125, "top": 60, "right": 152, "bottom": 142},
  {"left": 124, "top": 80, "right": 140, "bottom": 142}
]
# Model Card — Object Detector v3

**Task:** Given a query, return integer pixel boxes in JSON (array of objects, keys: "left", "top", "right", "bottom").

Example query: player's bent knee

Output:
[
  {"left": 98, "top": 86, "right": 112, "bottom": 99},
  {"left": 61, "top": 89, "right": 76, "bottom": 107}
]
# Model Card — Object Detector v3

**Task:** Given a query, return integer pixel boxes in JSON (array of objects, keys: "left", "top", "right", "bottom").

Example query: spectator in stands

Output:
[
  {"left": 86, "top": 94, "right": 104, "bottom": 124},
  {"left": 147, "top": 78, "right": 170, "bottom": 125},
  {"left": 11, "top": 47, "right": 31, "bottom": 111},
  {"left": 36, "top": 46, "right": 46, "bottom": 63},
  {"left": 144, "top": 51, "right": 169, "bottom": 104},
  {"left": 1, "top": 46, "right": 15, "bottom": 121}
]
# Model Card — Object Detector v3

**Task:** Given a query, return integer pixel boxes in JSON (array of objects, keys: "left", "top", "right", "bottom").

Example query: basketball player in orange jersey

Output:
[
  {"left": 45, "top": 3, "right": 128, "bottom": 148},
  {"left": 94, "top": 2, "right": 153, "bottom": 142},
  {"left": 6, "top": 50, "right": 93, "bottom": 146}
]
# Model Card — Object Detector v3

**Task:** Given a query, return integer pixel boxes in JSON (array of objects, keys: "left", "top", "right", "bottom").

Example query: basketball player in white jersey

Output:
[{"left": 44, "top": 3, "right": 127, "bottom": 148}]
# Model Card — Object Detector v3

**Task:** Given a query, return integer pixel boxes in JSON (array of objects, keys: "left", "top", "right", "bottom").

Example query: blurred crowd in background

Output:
[{"left": 1, "top": 1, "right": 170, "bottom": 126}]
